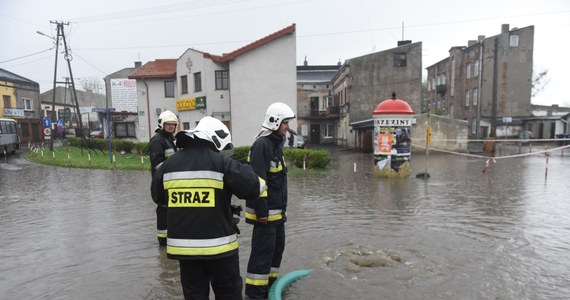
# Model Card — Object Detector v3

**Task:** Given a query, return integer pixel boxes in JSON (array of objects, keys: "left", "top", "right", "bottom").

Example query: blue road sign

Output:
[{"left": 42, "top": 118, "right": 52, "bottom": 128}]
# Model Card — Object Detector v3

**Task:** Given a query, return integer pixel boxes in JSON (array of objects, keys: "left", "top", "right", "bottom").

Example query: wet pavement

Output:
[{"left": 1, "top": 147, "right": 569, "bottom": 299}]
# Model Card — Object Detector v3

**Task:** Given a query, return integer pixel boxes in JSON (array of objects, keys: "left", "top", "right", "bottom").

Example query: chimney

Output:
[
  {"left": 478, "top": 35, "right": 485, "bottom": 43},
  {"left": 135, "top": 61, "right": 142, "bottom": 68},
  {"left": 303, "top": 56, "right": 308, "bottom": 66},
  {"left": 468, "top": 40, "right": 477, "bottom": 47},
  {"left": 501, "top": 24, "right": 510, "bottom": 33}
]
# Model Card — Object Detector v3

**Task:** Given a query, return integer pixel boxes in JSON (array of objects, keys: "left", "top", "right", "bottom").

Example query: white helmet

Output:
[
  {"left": 189, "top": 116, "right": 233, "bottom": 152},
  {"left": 262, "top": 102, "right": 295, "bottom": 131},
  {"left": 157, "top": 110, "right": 179, "bottom": 130}
]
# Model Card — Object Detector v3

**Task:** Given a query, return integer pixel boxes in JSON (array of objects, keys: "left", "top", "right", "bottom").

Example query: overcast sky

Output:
[{"left": 1, "top": 0, "right": 569, "bottom": 106}]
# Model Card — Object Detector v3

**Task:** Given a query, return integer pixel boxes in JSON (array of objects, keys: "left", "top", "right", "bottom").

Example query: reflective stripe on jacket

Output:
[
  {"left": 151, "top": 141, "right": 261, "bottom": 260},
  {"left": 246, "top": 133, "right": 288, "bottom": 225}
]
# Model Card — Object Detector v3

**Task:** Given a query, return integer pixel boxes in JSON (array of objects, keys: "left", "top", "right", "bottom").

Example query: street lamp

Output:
[{"left": 36, "top": 31, "right": 55, "bottom": 41}]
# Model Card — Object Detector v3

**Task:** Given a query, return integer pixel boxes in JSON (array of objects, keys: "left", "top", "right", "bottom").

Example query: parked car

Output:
[
  {"left": 296, "top": 134, "right": 306, "bottom": 149},
  {"left": 555, "top": 132, "right": 570, "bottom": 145},
  {"left": 90, "top": 130, "right": 104, "bottom": 138}
]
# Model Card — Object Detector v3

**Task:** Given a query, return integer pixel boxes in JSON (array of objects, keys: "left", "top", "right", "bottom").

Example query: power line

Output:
[
  {"left": 67, "top": 0, "right": 254, "bottom": 23},
  {"left": 0, "top": 48, "right": 54, "bottom": 64}
]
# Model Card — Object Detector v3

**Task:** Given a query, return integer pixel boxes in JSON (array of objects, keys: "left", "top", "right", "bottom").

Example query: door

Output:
[{"left": 310, "top": 123, "right": 320, "bottom": 144}]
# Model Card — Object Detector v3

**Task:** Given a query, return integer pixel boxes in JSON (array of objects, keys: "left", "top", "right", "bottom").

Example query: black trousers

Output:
[
  {"left": 179, "top": 254, "right": 243, "bottom": 300},
  {"left": 156, "top": 205, "right": 167, "bottom": 245},
  {"left": 245, "top": 223, "right": 285, "bottom": 299}
]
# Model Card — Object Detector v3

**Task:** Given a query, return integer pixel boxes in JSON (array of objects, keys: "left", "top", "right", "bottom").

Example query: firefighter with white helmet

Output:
[
  {"left": 151, "top": 116, "right": 266, "bottom": 299},
  {"left": 245, "top": 102, "right": 295, "bottom": 299},
  {"left": 149, "top": 110, "right": 179, "bottom": 246}
]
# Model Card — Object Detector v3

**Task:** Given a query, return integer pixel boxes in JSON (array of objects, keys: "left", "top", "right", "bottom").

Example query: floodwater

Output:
[{"left": 1, "top": 147, "right": 569, "bottom": 300}]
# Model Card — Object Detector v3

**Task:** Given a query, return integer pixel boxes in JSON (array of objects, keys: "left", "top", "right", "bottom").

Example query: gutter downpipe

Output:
[
  {"left": 143, "top": 79, "right": 152, "bottom": 140},
  {"left": 477, "top": 41, "right": 484, "bottom": 139}
]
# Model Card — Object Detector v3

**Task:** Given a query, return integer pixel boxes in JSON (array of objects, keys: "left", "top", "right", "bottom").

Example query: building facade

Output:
[
  {"left": 129, "top": 24, "right": 297, "bottom": 147},
  {"left": 333, "top": 41, "right": 423, "bottom": 151},
  {"left": 296, "top": 60, "right": 341, "bottom": 145},
  {"left": 0, "top": 68, "right": 42, "bottom": 145},
  {"left": 128, "top": 59, "right": 178, "bottom": 142},
  {"left": 426, "top": 24, "right": 534, "bottom": 139}
]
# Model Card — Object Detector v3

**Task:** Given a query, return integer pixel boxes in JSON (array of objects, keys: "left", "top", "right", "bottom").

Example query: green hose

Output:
[{"left": 268, "top": 269, "right": 313, "bottom": 300}]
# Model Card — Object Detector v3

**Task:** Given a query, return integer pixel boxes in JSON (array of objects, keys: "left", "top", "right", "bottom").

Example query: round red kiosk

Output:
[{"left": 372, "top": 93, "right": 415, "bottom": 176}]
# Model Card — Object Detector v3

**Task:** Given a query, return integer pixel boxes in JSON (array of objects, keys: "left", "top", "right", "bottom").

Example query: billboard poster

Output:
[{"left": 111, "top": 79, "right": 137, "bottom": 112}]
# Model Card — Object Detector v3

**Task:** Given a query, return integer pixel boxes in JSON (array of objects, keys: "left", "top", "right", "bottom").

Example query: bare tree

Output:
[
  {"left": 531, "top": 68, "right": 550, "bottom": 98},
  {"left": 81, "top": 76, "right": 104, "bottom": 94}
]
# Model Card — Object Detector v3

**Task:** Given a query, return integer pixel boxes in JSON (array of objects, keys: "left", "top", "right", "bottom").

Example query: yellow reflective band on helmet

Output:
[
  {"left": 167, "top": 234, "right": 238, "bottom": 256},
  {"left": 168, "top": 188, "right": 215, "bottom": 207}
]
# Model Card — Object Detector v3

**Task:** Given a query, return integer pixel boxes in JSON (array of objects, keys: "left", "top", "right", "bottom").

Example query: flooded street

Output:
[{"left": 1, "top": 148, "right": 569, "bottom": 299}]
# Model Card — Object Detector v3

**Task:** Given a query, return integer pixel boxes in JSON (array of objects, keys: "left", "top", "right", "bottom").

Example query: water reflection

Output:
[{"left": 1, "top": 149, "right": 569, "bottom": 299}]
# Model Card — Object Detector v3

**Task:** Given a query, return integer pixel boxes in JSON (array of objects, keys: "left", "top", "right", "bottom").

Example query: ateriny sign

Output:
[
  {"left": 176, "top": 96, "right": 207, "bottom": 111},
  {"left": 374, "top": 117, "right": 415, "bottom": 127}
]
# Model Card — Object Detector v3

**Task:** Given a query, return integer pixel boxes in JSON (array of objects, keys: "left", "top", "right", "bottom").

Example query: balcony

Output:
[{"left": 308, "top": 106, "right": 341, "bottom": 119}]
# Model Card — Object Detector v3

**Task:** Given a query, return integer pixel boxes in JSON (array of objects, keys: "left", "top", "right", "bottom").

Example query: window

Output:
[
  {"left": 194, "top": 72, "right": 202, "bottom": 92},
  {"left": 509, "top": 35, "right": 519, "bottom": 47},
  {"left": 472, "top": 119, "right": 477, "bottom": 134},
  {"left": 393, "top": 53, "right": 407, "bottom": 67},
  {"left": 3, "top": 95, "right": 11, "bottom": 108},
  {"left": 164, "top": 81, "right": 175, "bottom": 98},
  {"left": 324, "top": 123, "right": 333, "bottom": 138},
  {"left": 215, "top": 70, "right": 229, "bottom": 90},
  {"left": 465, "top": 90, "right": 470, "bottom": 107},
  {"left": 114, "top": 122, "right": 136, "bottom": 138},
  {"left": 180, "top": 75, "right": 188, "bottom": 94},
  {"left": 474, "top": 60, "right": 479, "bottom": 77},
  {"left": 324, "top": 96, "right": 332, "bottom": 108},
  {"left": 473, "top": 88, "right": 478, "bottom": 106},
  {"left": 182, "top": 122, "right": 190, "bottom": 130},
  {"left": 466, "top": 63, "right": 471, "bottom": 79},
  {"left": 22, "top": 97, "right": 33, "bottom": 111}
]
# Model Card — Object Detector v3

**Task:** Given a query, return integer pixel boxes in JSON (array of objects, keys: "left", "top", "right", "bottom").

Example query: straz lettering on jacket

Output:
[
  {"left": 169, "top": 188, "right": 214, "bottom": 207},
  {"left": 163, "top": 170, "right": 224, "bottom": 208}
]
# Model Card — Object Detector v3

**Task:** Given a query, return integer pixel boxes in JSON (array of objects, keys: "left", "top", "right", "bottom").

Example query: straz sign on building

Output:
[{"left": 176, "top": 96, "right": 207, "bottom": 111}]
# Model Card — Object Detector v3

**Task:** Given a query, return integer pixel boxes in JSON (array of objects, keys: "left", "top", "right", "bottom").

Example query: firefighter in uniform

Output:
[
  {"left": 149, "top": 110, "right": 179, "bottom": 246},
  {"left": 245, "top": 102, "right": 295, "bottom": 299},
  {"left": 151, "top": 116, "right": 266, "bottom": 300}
]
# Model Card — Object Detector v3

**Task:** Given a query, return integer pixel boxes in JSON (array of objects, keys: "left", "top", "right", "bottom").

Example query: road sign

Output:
[
  {"left": 44, "top": 127, "right": 52, "bottom": 136},
  {"left": 43, "top": 118, "right": 52, "bottom": 128},
  {"left": 502, "top": 117, "right": 512, "bottom": 123}
]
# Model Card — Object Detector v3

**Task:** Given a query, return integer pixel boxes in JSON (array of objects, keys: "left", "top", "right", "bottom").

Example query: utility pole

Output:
[
  {"left": 48, "top": 22, "right": 62, "bottom": 151},
  {"left": 47, "top": 21, "right": 84, "bottom": 151}
]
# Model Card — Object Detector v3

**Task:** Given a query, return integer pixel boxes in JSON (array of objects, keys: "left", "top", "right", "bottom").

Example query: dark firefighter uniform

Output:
[
  {"left": 151, "top": 137, "right": 263, "bottom": 299},
  {"left": 245, "top": 133, "right": 288, "bottom": 299},
  {"left": 149, "top": 129, "right": 177, "bottom": 245}
]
